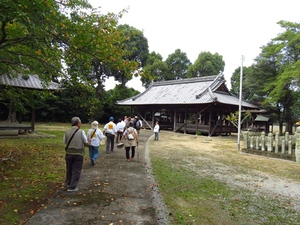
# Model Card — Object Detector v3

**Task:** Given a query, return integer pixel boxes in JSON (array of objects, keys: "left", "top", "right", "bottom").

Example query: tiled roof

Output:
[
  {"left": 117, "top": 73, "right": 258, "bottom": 109},
  {"left": 0, "top": 74, "right": 60, "bottom": 90}
]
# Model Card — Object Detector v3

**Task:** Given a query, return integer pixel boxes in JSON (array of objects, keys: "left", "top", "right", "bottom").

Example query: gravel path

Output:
[{"left": 182, "top": 155, "right": 300, "bottom": 211}]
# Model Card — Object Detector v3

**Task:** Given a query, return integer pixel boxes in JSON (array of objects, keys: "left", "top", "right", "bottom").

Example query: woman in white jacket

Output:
[{"left": 87, "top": 121, "right": 105, "bottom": 166}]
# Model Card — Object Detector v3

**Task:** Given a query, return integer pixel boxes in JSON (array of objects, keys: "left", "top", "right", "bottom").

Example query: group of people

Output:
[
  {"left": 104, "top": 116, "right": 142, "bottom": 161},
  {"left": 63, "top": 115, "right": 144, "bottom": 192}
]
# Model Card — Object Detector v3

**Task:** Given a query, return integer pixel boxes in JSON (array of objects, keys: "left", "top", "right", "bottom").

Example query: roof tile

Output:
[{"left": 117, "top": 73, "right": 258, "bottom": 108}]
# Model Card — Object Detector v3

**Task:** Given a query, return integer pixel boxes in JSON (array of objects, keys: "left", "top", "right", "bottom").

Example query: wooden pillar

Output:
[
  {"left": 151, "top": 109, "right": 155, "bottom": 128},
  {"left": 196, "top": 108, "right": 199, "bottom": 133},
  {"left": 31, "top": 108, "right": 35, "bottom": 133},
  {"left": 208, "top": 109, "right": 212, "bottom": 136},
  {"left": 219, "top": 113, "right": 223, "bottom": 136},
  {"left": 184, "top": 109, "right": 187, "bottom": 134},
  {"left": 173, "top": 110, "right": 177, "bottom": 132}
]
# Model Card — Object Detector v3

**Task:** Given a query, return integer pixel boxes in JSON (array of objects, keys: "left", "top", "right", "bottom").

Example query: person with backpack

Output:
[
  {"left": 121, "top": 121, "right": 139, "bottom": 162},
  {"left": 133, "top": 116, "right": 142, "bottom": 134},
  {"left": 87, "top": 121, "right": 105, "bottom": 166}
]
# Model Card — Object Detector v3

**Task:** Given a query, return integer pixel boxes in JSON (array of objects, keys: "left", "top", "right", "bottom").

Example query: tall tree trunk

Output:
[
  {"left": 5, "top": 101, "right": 17, "bottom": 123},
  {"left": 279, "top": 122, "right": 283, "bottom": 136},
  {"left": 31, "top": 108, "right": 35, "bottom": 133},
  {"left": 287, "top": 121, "right": 293, "bottom": 134}
]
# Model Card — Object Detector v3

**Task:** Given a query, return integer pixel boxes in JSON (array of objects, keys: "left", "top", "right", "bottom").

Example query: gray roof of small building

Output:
[
  {"left": 117, "top": 73, "right": 258, "bottom": 109},
  {"left": 0, "top": 74, "right": 60, "bottom": 90},
  {"left": 255, "top": 115, "right": 270, "bottom": 122}
]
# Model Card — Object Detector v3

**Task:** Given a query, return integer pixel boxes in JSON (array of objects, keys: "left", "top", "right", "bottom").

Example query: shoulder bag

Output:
[{"left": 65, "top": 128, "right": 79, "bottom": 150}]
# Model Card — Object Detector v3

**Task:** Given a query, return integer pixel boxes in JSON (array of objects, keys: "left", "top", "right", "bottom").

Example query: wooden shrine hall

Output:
[{"left": 117, "top": 73, "right": 259, "bottom": 136}]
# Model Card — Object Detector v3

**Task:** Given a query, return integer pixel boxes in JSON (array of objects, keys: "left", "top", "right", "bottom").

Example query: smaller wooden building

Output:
[
  {"left": 252, "top": 114, "right": 270, "bottom": 133},
  {"left": 117, "top": 73, "right": 259, "bottom": 136},
  {"left": 0, "top": 74, "right": 60, "bottom": 133}
]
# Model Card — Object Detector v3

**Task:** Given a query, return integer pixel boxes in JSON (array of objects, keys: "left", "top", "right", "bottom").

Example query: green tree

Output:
[
  {"left": 113, "top": 24, "right": 149, "bottom": 86},
  {"left": 0, "top": 0, "right": 139, "bottom": 122},
  {"left": 187, "top": 51, "right": 225, "bottom": 78},
  {"left": 1, "top": 0, "right": 88, "bottom": 80},
  {"left": 230, "top": 66, "right": 259, "bottom": 102},
  {"left": 101, "top": 85, "right": 140, "bottom": 122},
  {"left": 141, "top": 51, "right": 168, "bottom": 88},
  {"left": 165, "top": 49, "right": 191, "bottom": 80},
  {"left": 230, "top": 21, "right": 300, "bottom": 134},
  {"left": 256, "top": 21, "right": 300, "bottom": 134}
]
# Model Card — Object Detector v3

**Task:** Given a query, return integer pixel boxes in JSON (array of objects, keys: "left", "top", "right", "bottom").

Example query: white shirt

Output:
[
  {"left": 87, "top": 128, "right": 105, "bottom": 146},
  {"left": 104, "top": 121, "right": 118, "bottom": 135},
  {"left": 154, "top": 124, "right": 160, "bottom": 132},
  {"left": 117, "top": 121, "right": 125, "bottom": 132},
  {"left": 138, "top": 120, "right": 143, "bottom": 128}
]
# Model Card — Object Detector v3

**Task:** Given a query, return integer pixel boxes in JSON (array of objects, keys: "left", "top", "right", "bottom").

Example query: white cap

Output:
[{"left": 91, "top": 121, "right": 98, "bottom": 129}]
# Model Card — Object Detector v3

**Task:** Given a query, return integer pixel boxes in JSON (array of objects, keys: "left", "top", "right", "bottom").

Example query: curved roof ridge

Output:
[
  {"left": 208, "top": 87, "right": 218, "bottom": 101},
  {"left": 152, "top": 74, "right": 219, "bottom": 87},
  {"left": 208, "top": 72, "right": 226, "bottom": 91},
  {"left": 195, "top": 72, "right": 225, "bottom": 100}
]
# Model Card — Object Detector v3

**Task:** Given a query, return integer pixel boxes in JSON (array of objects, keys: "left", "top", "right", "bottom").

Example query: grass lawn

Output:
[
  {"left": 0, "top": 122, "right": 93, "bottom": 225},
  {"left": 1, "top": 123, "right": 300, "bottom": 225}
]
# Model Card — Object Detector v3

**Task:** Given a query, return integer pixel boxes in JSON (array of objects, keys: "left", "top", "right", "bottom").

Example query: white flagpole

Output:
[{"left": 237, "top": 55, "right": 244, "bottom": 151}]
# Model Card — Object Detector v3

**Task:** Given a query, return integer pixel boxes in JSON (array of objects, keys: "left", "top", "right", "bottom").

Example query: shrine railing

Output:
[{"left": 242, "top": 131, "right": 300, "bottom": 162}]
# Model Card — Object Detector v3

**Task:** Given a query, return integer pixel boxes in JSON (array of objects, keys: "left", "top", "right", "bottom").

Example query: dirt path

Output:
[{"left": 26, "top": 130, "right": 168, "bottom": 225}]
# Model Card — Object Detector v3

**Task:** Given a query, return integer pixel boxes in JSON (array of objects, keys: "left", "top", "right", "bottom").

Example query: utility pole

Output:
[{"left": 237, "top": 55, "right": 244, "bottom": 151}]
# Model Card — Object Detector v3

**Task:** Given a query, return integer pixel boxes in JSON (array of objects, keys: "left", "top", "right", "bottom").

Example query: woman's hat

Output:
[{"left": 91, "top": 121, "right": 99, "bottom": 129}]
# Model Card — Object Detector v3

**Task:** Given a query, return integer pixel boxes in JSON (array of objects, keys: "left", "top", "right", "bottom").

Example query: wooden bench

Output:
[{"left": 0, "top": 124, "right": 32, "bottom": 136}]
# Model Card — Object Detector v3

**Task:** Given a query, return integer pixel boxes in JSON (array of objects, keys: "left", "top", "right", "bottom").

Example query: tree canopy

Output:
[
  {"left": 2, "top": 0, "right": 300, "bottom": 132},
  {"left": 230, "top": 20, "right": 300, "bottom": 134},
  {"left": 141, "top": 51, "right": 168, "bottom": 88},
  {"left": 165, "top": 49, "right": 191, "bottom": 80},
  {"left": 0, "top": 0, "right": 144, "bottom": 122},
  {"left": 187, "top": 52, "right": 225, "bottom": 78},
  {"left": 112, "top": 24, "right": 149, "bottom": 86}
]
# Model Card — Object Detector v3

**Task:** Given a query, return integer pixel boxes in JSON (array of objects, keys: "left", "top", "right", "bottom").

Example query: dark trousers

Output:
[
  {"left": 106, "top": 133, "right": 115, "bottom": 152},
  {"left": 116, "top": 131, "right": 123, "bottom": 143},
  {"left": 65, "top": 154, "right": 83, "bottom": 189},
  {"left": 125, "top": 146, "right": 136, "bottom": 159}
]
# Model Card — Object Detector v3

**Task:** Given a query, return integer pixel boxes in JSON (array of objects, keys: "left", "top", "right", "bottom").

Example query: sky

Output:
[{"left": 89, "top": 0, "right": 300, "bottom": 92}]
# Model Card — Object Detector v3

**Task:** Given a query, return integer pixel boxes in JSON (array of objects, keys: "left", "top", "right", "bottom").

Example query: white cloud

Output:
[{"left": 104, "top": 75, "right": 145, "bottom": 92}]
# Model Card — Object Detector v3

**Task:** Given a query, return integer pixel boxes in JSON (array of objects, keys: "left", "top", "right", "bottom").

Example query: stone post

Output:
[
  {"left": 288, "top": 140, "right": 292, "bottom": 155},
  {"left": 282, "top": 140, "right": 286, "bottom": 154},
  {"left": 255, "top": 136, "right": 260, "bottom": 150},
  {"left": 295, "top": 127, "right": 300, "bottom": 162},
  {"left": 285, "top": 132, "right": 289, "bottom": 147},
  {"left": 275, "top": 132, "right": 279, "bottom": 153},
  {"left": 250, "top": 136, "right": 254, "bottom": 149},
  {"left": 261, "top": 132, "right": 265, "bottom": 151},
  {"left": 267, "top": 132, "right": 273, "bottom": 152}
]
